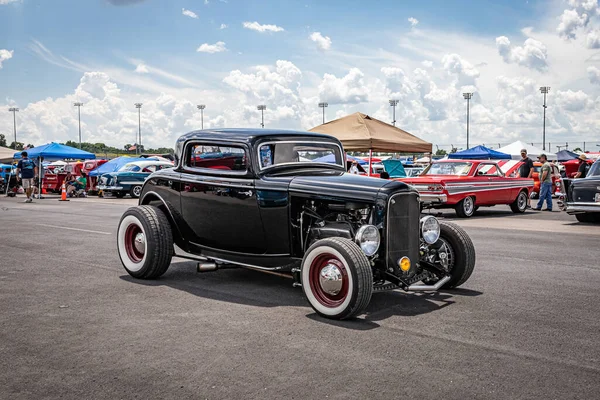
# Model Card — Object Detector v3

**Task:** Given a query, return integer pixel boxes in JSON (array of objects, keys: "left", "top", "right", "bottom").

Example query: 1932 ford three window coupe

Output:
[{"left": 117, "top": 129, "right": 476, "bottom": 320}]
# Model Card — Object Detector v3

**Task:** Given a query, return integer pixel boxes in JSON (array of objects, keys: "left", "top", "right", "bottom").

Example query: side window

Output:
[
  {"left": 476, "top": 164, "right": 499, "bottom": 176},
  {"left": 188, "top": 144, "right": 247, "bottom": 171}
]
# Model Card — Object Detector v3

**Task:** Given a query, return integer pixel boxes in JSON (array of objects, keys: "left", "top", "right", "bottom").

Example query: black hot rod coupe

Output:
[
  {"left": 559, "top": 158, "right": 600, "bottom": 223},
  {"left": 117, "top": 129, "right": 476, "bottom": 319}
]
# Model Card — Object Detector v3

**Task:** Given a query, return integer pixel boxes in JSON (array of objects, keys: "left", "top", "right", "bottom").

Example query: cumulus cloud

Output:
[
  {"left": 495, "top": 36, "right": 548, "bottom": 71},
  {"left": 442, "top": 54, "right": 480, "bottom": 86},
  {"left": 242, "top": 21, "right": 284, "bottom": 33},
  {"left": 421, "top": 60, "right": 433, "bottom": 68},
  {"left": 219, "top": 23, "right": 228, "bottom": 29},
  {"left": 586, "top": 29, "right": 600, "bottom": 47},
  {"left": 587, "top": 65, "right": 600, "bottom": 83},
  {"left": 555, "top": 89, "right": 591, "bottom": 111},
  {"left": 196, "top": 41, "right": 227, "bottom": 53},
  {"left": 557, "top": 9, "right": 589, "bottom": 39},
  {"left": 0, "top": 49, "right": 13, "bottom": 68},
  {"left": 182, "top": 8, "right": 198, "bottom": 18},
  {"left": 309, "top": 32, "right": 332, "bottom": 51},
  {"left": 318, "top": 68, "right": 369, "bottom": 104},
  {"left": 0, "top": 0, "right": 21, "bottom": 4},
  {"left": 408, "top": 17, "right": 419, "bottom": 27},
  {"left": 134, "top": 63, "right": 149, "bottom": 74}
]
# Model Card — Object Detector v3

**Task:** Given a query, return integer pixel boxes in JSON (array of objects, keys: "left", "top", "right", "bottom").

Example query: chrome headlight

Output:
[
  {"left": 355, "top": 225, "right": 380, "bottom": 256},
  {"left": 420, "top": 216, "right": 440, "bottom": 244}
]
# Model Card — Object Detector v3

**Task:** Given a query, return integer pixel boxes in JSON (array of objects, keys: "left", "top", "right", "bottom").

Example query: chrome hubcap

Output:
[
  {"left": 519, "top": 193, "right": 526, "bottom": 209},
  {"left": 464, "top": 197, "right": 474, "bottom": 214},
  {"left": 134, "top": 232, "right": 146, "bottom": 254},
  {"left": 133, "top": 186, "right": 141, "bottom": 196},
  {"left": 319, "top": 263, "right": 343, "bottom": 296}
]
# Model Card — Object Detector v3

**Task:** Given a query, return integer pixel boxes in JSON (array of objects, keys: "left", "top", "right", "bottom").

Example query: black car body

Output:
[
  {"left": 560, "top": 159, "right": 600, "bottom": 223},
  {"left": 117, "top": 129, "right": 475, "bottom": 319}
]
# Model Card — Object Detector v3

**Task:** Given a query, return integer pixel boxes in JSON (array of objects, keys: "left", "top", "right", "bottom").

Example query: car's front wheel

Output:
[
  {"left": 510, "top": 190, "right": 528, "bottom": 213},
  {"left": 455, "top": 196, "right": 475, "bottom": 218},
  {"left": 436, "top": 222, "right": 476, "bottom": 288},
  {"left": 117, "top": 205, "right": 173, "bottom": 279},
  {"left": 301, "top": 237, "right": 373, "bottom": 320},
  {"left": 130, "top": 185, "right": 142, "bottom": 198}
]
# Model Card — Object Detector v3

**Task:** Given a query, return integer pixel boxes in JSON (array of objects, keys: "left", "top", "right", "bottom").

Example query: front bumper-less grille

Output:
[{"left": 386, "top": 192, "right": 420, "bottom": 275}]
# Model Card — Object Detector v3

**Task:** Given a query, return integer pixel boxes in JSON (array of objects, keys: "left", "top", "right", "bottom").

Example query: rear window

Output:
[{"left": 188, "top": 144, "right": 247, "bottom": 172}]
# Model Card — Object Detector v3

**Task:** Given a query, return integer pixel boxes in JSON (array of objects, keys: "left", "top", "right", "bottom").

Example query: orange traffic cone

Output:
[{"left": 58, "top": 182, "right": 69, "bottom": 202}]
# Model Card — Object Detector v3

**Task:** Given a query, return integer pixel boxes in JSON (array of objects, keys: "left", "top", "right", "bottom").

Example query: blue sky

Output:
[{"left": 1, "top": 0, "right": 599, "bottom": 152}]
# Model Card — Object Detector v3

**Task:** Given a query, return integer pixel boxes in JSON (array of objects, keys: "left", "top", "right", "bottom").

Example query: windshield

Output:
[
  {"left": 423, "top": 162, "right": 472, "bottom": 176},
  {"left": 258, "top": 141, "right": 343, "bottom": 169},
  {"left": 589, "top": 161, "right": 600, "bottom": 177}
]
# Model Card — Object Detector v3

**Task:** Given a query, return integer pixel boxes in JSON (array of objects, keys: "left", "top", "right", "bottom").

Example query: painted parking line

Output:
[{"left": 37, "top": 223, "right": 112, "bottom": 235}]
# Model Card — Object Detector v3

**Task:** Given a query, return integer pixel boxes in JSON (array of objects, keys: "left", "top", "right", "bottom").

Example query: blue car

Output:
[{"left": 98, "top": 160, "right": 174, "bottom": 198}]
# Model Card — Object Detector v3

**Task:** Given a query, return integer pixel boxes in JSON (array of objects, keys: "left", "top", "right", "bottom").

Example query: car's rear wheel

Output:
[
  {"left": 130, "top": 185, "right": 142, "bottom": 198},
  {"left": 575, "top": 213, "right": 600, "bottom": 223},
  {"left": 117, "top": 205, "right": 173, "bottom": 279},
  {"left": 436, "top": 222, "right": 476, "bottom": 288},
  {"left": 301, "top": 237, "right": 373, "bottom": 320},
  {"left": 510, "top": 190, "right": 528, "bottom": 213},
  {"left": 455, "top": 196, "right": 475, "bottom": 218}
]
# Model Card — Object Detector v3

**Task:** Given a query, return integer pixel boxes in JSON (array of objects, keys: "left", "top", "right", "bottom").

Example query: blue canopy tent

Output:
[
  {"left": 12, "top": 143, "right": 95, "bottom": 198},
  {"left": 447, "top": 145, "right": 512, "bottom": 160},
  {"left": 555, "top": 150, "right": 579, "bottom": 162},
  {"left": 312, "top": 154, "right": 367, "bottom": 165},
  {"left": 89, "top": 156, "right": 146, "bottom": 177},
  {"left": 13, "top": 142, "right": 96, "bottom": 161},
  {"left": 381, "top": 159, "right": 406, "bottom": 178}
]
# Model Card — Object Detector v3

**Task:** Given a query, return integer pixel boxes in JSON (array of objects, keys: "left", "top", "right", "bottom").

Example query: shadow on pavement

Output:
[{"left": 120, "top": 261, "right": 482, "bottom": 329}]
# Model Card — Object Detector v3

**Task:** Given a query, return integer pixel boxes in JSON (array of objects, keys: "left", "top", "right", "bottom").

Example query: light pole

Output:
[
  {"left": 540, "top": 86, "right": 550, "bottom": 151},
  {"left": 318, "top": 102, "right": 328, "bottom": 124},
  {"left": 463, "top": 93, "right": 473, "bottom": 149},
  {"left": 135, "top": 103, "right": 143, "bottom": 155},
  {"left": 8, "top": 107, "right": 19, "bottom": 150},
  {"left": 73, "top": 102, "right": 84, "bottom": 149},
  {"left": 389, "top": 99, "right": 399, "bottom": 126},
  {"left": 257, "top": 105, "right": 266, "bottom": 128},
  {"left": 197, "top": 104, "right": 206, "bottom": 130}
]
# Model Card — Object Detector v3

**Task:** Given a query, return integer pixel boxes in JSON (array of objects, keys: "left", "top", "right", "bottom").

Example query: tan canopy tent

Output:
[
  {"left": 0, "top": 146, "right": 16, "bottom": 163},
  {"left": 309, "top": 112, "right": 432, "bottom": 153}
]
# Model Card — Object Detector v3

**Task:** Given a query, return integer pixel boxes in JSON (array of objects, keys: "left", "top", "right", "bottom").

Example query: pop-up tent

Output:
[
  {"left": 310, "top": 112, "right": 432, "bottom": 175},
  {"left": 0, "top": 146, "right": 15, "bottom": 163},
  {"left": 448, "top": 145, "right": 512, "bottom": 160},
  {"left": 13, "top": 142, "right": 96, "bottom": 161},
  {"left": 555, "top": 150, "right": 579, "bottom": 162},
  {"left": 497, "top": 141, "right": 556, "bottom": 160},
  {"left": 89, "top": 156, "right": 146, "bottom": 177}
]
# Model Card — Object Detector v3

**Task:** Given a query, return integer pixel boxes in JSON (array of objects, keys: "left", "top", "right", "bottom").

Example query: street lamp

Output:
[
  {"left": 389, "top": 99, "right": 399, "bottom": 126},
  {"left": 540, "top": 86, "right": 550, "bottom": 151},
  {"left": 135, "top": 103, "right": 143, "bottom": 155},
  {"left": 73, "top": 102, "right": 84, "bottom": 149},
  {"left": 318, "top": 102, "right": 328, "bottom": 124},
  {"left": 463, "top": 93, "right": 473, "bottom": 149},
  {"left": 8, "top": 107, "right": 19, "bottom": 150},
  {"left": 197, "top": 104, "right": 206, "bottom": 130},
  {"left": 257, "top": 105, "right": 266, "bottom": 128}
]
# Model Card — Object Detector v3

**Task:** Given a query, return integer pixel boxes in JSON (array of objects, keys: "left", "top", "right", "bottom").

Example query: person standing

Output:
[
  {"left": 517, "top": 149, "right": 534, "bottom": 179},
  {"left": 349, "top": 160, "right": 360, "bottom": 174},
  {"left": 574, "top": 154, "right": 589, "bottom": 179},
  {"left": 33, "top": 156, "right": 45, "bottom": 199},
  {"left": 16, "top": 151, "right": 36, "bottom": 203},
  {"left": 533, "top": 154, "right": 553, "bottom": 211}
]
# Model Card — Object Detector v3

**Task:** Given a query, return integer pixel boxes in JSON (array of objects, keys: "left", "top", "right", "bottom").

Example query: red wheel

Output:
[
  {"left": 123, "top": 222, "right": 145, "bottom": 264},
  {"left": 301, "top": 238, "right": 372, "bottom": 320}
]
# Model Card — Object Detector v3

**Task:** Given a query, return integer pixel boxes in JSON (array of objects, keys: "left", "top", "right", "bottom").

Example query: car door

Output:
[
  {"left": 473, "top": 163, "right": 510, "bottom": 203},
  {"left": 179, "top": 141, "right": 266, "bottom": 254}
]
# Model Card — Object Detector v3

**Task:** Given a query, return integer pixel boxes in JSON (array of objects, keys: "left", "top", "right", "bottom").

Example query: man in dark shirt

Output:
[
  {"left": 517, "top": 149, "right": 534, "bottom": 209},
  {"left": 517, "top": 149, "right": 534, "bottom": 178},
  {"left": 574, "top": 154, "right": 589, "bottom": 179},
  {"left": 16, "top": 151, "right": 37, "bottom": 203}
]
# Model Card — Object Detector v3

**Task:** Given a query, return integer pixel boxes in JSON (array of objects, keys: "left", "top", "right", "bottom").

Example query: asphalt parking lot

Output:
[{"left": 1, "top": 194, "right": 599, "bottom": 399}]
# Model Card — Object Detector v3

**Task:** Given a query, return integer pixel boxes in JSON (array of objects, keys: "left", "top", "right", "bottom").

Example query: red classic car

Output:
[
  {"left": 398, "top": 159, "right": 534, "bottom": 217},
  {"left": 499, "top": 160, "right": 563, "bottom": 198}
]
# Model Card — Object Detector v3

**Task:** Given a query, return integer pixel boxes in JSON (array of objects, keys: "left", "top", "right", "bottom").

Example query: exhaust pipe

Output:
[
  {"left": 197, "top": 262, "right": 218, "bottom": 273},
  {"left": 407, "top": 275, "right": 451, "bottom": 291}
]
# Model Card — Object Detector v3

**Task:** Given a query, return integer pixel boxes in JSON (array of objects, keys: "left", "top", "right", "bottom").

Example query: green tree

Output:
[
  {"left": 435, "top": 149, "right": 447, "bottom": 156},
  {"left": 9, "top": 141, "right": 24, "bottom": 150},
  {"left": 0, "top": 134, "right": 6, "bottom": 147}
]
